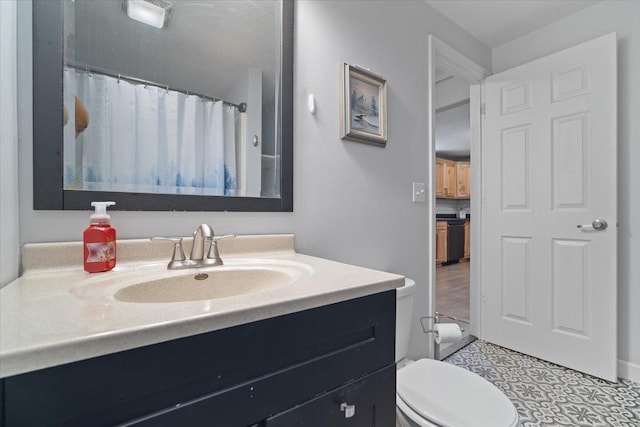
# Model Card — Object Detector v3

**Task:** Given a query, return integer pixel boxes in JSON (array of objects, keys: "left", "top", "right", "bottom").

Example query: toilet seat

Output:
[
  {"left": 397, "top": 359, "right": 519, "bottom": 427},
  {"left": 397, "top": 393, "right": 439, "bottom": 427}
]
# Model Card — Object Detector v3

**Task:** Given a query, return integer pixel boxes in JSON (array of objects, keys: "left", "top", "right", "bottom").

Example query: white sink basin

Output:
[
  {"left": 114, "top": 267, "right": 296, "bottom": 303},
  {"left": 69, "top": 259, "right": 313, "bottom": 304}
]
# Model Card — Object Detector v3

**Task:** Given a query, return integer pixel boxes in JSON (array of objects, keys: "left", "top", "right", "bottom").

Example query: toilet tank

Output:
[{"left": 395, "top": 278, "right": 416, "bottom": 363}]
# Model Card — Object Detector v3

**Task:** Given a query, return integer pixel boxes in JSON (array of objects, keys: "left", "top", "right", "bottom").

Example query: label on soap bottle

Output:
[{"left": 86, "top": 241, "right": 116, "bottom": 264}]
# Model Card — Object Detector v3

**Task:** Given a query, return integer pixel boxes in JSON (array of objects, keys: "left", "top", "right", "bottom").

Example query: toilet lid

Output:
[{"left": 397, "top": 359, "right": 518, "bottom": 427}]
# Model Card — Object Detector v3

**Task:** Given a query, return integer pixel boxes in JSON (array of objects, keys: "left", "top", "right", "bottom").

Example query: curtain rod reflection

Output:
[{"left": 64, "top": 62, "right": 248, "bottom": 113}]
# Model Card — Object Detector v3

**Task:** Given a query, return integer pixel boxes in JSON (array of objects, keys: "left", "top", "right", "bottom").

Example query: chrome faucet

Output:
[
  {"left": 190, "top": 224, "right": 214, "bottom": 261},
  {"left": 151, "top": 224, "right": 234, "bottom": 270}
]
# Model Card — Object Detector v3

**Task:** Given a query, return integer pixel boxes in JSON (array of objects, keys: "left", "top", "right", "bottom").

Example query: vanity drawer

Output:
[
  {"left": 123, "top": 349, "right": 396, "bottom": 426},
  {"left": 265, "top": 365, "right": 396, "bottom": 427},
  {"left": 3, "top": 291, "right": 395, "bottom": 427}
]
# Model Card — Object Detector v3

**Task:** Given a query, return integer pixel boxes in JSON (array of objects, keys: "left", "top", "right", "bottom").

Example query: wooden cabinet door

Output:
[
  {"left": 436, "top": 221, "right": 447, "bottom": 264},
  {"left": 464, "top": 221, "right": 470, "bottom": 259},
  {"left": 435, "top": 159, "right": 446, "bottom": 197},
  {"left": 456, "top": 162, "right": 471, "bottom": 199},
  {"left": 444, "top": 161, "right": 456, "bottom": 198}
]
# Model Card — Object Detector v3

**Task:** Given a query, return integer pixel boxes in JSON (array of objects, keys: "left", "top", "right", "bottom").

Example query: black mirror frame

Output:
[{"left": 33, "top": 0, "right": 293, "bottom": 212}]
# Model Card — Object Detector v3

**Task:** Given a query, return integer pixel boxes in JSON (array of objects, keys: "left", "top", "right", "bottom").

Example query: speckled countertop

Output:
[{"left": 0, "top": 234, "right": 403, "bottom": 378}]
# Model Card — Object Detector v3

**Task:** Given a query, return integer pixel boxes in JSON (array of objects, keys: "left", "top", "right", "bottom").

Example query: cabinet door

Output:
[
  {"left": 456, "top": 162, "right": 471, "bottom": 198},
  {"left": 265, "top": 366, "right": 395, "bottom": 427},
  {"left": 444, "top": 161, "right": 457, "bottom": 198},
  {"left": 464, "top": 221, "right": 470, "bottom": 259},
  {"left": 435, "top": 159, "right": 446, "bottom": 197},
  {"left": 436, "top": 222, "right": 447, "bottom": 264}
]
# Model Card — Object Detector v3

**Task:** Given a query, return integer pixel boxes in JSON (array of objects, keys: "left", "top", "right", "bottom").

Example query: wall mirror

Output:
[{"left": 33, "top": 0, "right": 293, "bottom": 211}]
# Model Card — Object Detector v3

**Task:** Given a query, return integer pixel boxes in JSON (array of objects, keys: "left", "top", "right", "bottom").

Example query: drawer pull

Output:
[{"left": 340, "top": 402, "right": 356, "bottom": 418}]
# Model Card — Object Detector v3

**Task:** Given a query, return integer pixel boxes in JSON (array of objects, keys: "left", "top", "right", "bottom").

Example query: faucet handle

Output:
[
  {"left": 206, "top": 235, "right": 236, "bottom": 260},
  {"left": 150, "top": 237, "right": 187, "bottom": 264}
]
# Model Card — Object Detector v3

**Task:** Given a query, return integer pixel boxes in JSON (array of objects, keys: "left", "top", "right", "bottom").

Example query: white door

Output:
[{"left": 481, "top": 33, "right": 617, "bottom": 381}]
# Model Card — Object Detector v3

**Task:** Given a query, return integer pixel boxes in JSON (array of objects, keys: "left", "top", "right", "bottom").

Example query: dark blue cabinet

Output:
[{"left": 1, "top": 291, "right": 396, "bottom": 426}]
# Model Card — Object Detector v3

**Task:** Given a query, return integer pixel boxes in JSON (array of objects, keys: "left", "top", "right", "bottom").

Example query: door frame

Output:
[{"left": 427, "top": 35, "right": 489, "bottom": 355}]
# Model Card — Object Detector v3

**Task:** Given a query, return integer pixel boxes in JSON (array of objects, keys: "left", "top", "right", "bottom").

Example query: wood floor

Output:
[{"left": 435, "top": 261, "right": 470, "bottom": 324}]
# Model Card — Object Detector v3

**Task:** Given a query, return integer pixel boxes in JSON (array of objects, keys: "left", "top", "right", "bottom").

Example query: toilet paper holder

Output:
[{"left": 419, "top": 312, "right": 465, "bottom": 334}]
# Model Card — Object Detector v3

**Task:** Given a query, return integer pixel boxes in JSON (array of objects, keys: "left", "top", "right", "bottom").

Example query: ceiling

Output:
[{"left": 425, "top": 0, "right": 600, "bottom": 48}]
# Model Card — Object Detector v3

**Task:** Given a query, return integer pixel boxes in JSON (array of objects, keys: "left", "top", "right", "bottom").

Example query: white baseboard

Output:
[{"left": 618, "top": 359, "right": 640, "bottom": 383}]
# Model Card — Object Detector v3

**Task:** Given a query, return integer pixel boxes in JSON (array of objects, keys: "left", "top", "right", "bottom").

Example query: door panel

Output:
[
  {"left": 501, "top": 236, "right": 531, "bottom": 324},
  {"left": 552, "top": 239, "right": 589, "bottom": 335},
  {"left": 482, "top": 33, "right": 617, "bottom": 381},
  {"left": 552, "top": 113, "right": 589, "bottom": 209},
  {"left": 501, "top": 125, "right": 531, "bottom": 210}
]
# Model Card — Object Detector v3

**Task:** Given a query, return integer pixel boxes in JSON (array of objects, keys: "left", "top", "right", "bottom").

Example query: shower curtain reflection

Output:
[{"left": 64, "top": 68, "right": 238, "bottom": 196}]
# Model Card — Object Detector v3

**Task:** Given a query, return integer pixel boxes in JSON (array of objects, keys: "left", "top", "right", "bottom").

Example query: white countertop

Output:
[{"left": 0, "top": 234, "right": 403, "bottom": 378}]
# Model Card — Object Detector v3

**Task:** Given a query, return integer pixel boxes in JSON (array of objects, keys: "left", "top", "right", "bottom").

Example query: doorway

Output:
[
  {"left": 427, "top": 35, "right": 488, "bottom": 359},
  {"left": 433, "top": 96, "right": 472, "bottom": 358}
]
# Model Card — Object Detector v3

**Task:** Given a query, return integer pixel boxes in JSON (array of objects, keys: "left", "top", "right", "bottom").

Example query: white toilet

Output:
[{"left": 395, "top": 279, "right": 519, "bottom": 427}]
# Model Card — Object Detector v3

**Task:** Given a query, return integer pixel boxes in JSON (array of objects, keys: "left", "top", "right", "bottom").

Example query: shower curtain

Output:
[{"left": 64, "top": 68, "right": 237, "bottom": 196}]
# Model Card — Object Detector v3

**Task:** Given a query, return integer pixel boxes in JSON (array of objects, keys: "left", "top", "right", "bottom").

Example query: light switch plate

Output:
[{"left": 412, "top": 182, "right": 426, "bottom": 203}]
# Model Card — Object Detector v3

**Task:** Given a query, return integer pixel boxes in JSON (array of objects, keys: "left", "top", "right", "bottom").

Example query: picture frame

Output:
[{"left": 340, "top": 63, "right": 387, "bottom": 146}]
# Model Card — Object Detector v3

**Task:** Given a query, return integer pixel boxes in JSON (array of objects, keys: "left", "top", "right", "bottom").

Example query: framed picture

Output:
[{"left": 340, "top": 63, "right": 387, "bottom": 146}]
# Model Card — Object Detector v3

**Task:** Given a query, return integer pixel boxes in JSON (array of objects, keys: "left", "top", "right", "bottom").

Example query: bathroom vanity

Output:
[{"left": 0, "top": 235, "right": 401, "bottom": 426}]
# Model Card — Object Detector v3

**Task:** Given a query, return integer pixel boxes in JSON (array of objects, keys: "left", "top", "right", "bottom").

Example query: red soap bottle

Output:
[{"left": 83, "top": 201, "right": 117, "bottom": 273}]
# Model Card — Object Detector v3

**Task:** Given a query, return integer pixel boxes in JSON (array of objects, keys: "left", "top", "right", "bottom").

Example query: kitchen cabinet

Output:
[
  {"left": 435, "top": 158, "right": 470, "bottom": 199},
  {"left": 1, "top": 292, "right": 396, "bottom": 427},
  {"left": 445, "top": 161, "right": 457, "bottom": 198},
  {"left": 436, "top": 221, "right": 448, "bottom": 265},
  {"left": 456, "top": 162, "right": 471, "bottom": 199},
  {"left": 464, "top": 220, "right": 471, "bottom": 259},
  {"left": 436, "top": 158, "right": 456, "bottom": 198},
  {"left": 435, "top": 159, "right": 445, "bottom": 198}
]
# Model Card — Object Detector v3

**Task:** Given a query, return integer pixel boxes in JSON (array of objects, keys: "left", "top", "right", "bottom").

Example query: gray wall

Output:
[
  {"left": 14, "top": 0, "right": 491, "bottom": 360},
  {"left": 0, "top": 0, "right": 19, "bottom": 287},
  {"left": 292, "top": 0, "right": 490, "bottom": 358},
  {"left": 435, "top": 75, "right": 470, "bottom": 110},
  {"left": 492, "top": 0, "right": 640, "bottom": 367}
]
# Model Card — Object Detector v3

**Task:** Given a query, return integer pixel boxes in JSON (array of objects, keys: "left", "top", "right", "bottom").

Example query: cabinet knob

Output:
[{"left": 340, "top": 402, "right": 356, "bottom": 418}]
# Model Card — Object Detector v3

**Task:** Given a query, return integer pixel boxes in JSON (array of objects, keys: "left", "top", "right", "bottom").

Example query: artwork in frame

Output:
[{"left": 340, "top": 63, "right": 387, "bottom": 146}]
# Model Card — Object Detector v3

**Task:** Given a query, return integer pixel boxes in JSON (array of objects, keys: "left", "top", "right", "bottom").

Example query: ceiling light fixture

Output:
[{"left": 123, "top": 0, "right": 173, "bottom": 29}]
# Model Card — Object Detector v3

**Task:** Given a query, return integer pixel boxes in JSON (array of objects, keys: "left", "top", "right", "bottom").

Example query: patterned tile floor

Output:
[{"left": 445, "top": 341, "right": 640, "bottom": 427}]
